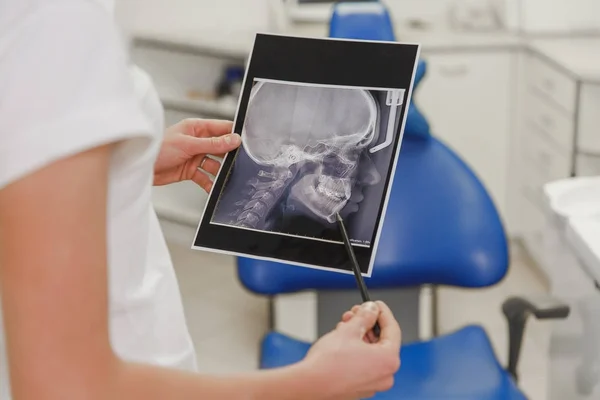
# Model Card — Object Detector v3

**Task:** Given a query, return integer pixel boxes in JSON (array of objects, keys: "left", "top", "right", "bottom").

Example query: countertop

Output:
[
  {"left": 567, "top": 215, "right": 600, "bottom": 283},
  {"left": 543, "top": 176, "right": 600, "bottom": 284},
  {"left": 526, "top": 37, "right": 600, "bottom": 82}
]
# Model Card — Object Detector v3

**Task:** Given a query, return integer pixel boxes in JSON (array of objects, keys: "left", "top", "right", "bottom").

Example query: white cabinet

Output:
[
  {"left": 578, "top": 84, "right": 600, "bottom": 154},
  {"left": 414, "top": 51, "right": 513, "bottom": 228},
  {"left": 498, "top": 0, "right": 600, "bottom": 34},
  {"left": 513, "top": 50, "right": 574, "bottom": 264},
  {"left": 130, "top": 40, "right": 241, "bottom": 120},
  {"left": 511, "top": 49, "right": 600, "bottom": 269},
  {"left": 576, "top": 154, "right": 600, "bottom": 176}
]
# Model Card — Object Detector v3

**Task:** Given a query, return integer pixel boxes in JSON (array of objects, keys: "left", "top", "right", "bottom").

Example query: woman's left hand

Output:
[{"left": 154, "top": 118, "right": 241, "bottom": 192}]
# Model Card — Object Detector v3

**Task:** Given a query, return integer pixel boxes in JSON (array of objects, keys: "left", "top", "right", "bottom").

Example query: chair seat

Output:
[{"left": 260, "top": 325, "right": 526, "bottom": 400}]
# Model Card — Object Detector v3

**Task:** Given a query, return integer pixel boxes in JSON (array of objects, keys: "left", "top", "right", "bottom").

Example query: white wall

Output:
[{"left": 115, "top": 0, "right": 274, "bottom": 35}]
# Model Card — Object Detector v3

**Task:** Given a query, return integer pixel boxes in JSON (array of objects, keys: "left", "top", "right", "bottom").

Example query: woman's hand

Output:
[
  {"left": 302, "top": 301, "right": 402, "bottom": 399},
  {"left": 153, "top": 118, "right": 241, "bottom": 191}
]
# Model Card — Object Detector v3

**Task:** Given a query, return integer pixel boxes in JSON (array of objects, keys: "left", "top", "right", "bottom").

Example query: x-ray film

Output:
[{"left": 192, "top": 34, "right": 420, "bottom": 276}]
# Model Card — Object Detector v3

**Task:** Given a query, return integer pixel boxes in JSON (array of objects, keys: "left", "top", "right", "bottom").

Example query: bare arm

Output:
[{"left": 0, "top": 144, "right": 317, "bottom": 400}]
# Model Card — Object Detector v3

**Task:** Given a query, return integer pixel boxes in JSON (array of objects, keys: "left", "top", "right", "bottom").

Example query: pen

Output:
[{"left": 335, "top": 212, "right": 381, "bottom": 338}]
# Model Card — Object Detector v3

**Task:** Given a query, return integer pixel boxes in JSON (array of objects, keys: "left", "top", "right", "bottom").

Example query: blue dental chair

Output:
[{"left": 236, "top": 2, "right": 569, "bottom": 398}]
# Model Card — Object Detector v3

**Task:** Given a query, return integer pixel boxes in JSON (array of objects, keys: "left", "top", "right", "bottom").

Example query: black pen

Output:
[{"left": 335, "top": 212, "right": 381, "bottom": 338}]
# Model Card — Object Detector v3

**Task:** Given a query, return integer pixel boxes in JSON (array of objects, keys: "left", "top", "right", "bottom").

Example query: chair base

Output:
[
  {"left": 315, "top": 287, "right": 423, "bottom": 341},
  {"left": 260, "top": 325, "right": 527, "bottom": 399}
]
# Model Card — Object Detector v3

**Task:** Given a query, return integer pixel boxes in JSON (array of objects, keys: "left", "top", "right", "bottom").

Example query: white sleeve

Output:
[{"left": 0, "top": 2, "right": 152, "bottom": 189}]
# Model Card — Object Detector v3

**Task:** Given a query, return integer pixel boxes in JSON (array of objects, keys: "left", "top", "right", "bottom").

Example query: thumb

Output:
[
  {"left": 183, "top": 133, "right": 241, "bottom": 156},
  {"left": 342, "top": 301, "right": 380, "bottom": 338}
]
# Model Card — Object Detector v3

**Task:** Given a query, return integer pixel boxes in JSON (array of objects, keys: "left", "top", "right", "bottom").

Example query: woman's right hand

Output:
[{"left": 302, "top": 301, "right": 402, "bottom": 399}]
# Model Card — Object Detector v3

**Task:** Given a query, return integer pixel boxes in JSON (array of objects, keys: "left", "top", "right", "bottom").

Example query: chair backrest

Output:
[
  {"left": 329, "top": 1, "right": 430, "bottom": 140},
  {"left": 236, "top": 1, "right": 509, "bottom": 295},
  {"left": 329, "top": 1, "right": 396, "bottom": 42}
]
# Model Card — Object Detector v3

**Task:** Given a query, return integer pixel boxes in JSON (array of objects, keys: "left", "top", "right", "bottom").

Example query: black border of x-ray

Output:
[{"left": 193, "top": 33, "right": 420, "bottom": 275}]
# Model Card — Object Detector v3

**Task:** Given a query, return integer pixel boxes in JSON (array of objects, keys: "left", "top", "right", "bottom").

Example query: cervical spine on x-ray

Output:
[{"left": 227, "top": 81, "right": 401, "bottom": 230}]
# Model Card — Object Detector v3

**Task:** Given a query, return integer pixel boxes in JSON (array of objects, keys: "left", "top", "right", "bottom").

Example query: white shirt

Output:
[{"left": 0, "top": 1, "right": 197, "bottom": 398}]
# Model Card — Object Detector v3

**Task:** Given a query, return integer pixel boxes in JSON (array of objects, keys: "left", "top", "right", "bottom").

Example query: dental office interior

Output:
[{"left": 115, "top": 0, "right": 600, "bottom": 399}]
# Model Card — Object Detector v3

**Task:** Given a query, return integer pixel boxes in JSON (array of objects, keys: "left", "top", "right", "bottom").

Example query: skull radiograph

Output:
[{"left": 211, "top": 80, "right": 402, "bottom": 244}]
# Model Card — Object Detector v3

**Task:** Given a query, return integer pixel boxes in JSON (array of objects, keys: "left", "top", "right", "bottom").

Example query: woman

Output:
[{"left": 0, "top": 1, "right": 402, "bottom": 399}]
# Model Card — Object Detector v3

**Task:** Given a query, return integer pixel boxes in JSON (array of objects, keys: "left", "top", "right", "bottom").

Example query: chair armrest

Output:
[{"left": 502, "top": 296, "right": 570, "bottom": 381}]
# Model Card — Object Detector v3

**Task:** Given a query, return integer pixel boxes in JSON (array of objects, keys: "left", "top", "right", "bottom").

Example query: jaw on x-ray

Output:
[{"left": 212, "top": 80, "right": 403, "bottom": 242}]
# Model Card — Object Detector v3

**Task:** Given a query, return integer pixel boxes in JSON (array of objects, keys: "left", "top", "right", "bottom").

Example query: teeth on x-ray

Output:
[
  {"left": 288, "top": 173, "right": 351, "bottom": 224},
  {"left": 318, "top": 175, "right": 351, "bottom": 199}
]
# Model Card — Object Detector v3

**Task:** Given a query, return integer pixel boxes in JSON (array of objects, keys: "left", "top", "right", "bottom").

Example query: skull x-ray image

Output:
[
  {"left": 210, "top": 79, "right": 404, "bottom": 245},
  {"left": 192, "top": 33, "right": 419, "bottom": 275}
]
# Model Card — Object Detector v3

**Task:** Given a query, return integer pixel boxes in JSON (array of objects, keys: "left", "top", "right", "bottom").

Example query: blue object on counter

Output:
[
  {"left": 225, "top": 65, "right": 245, "bottom": 82},
  {"left": 217, "top": 65, "right": 245, "bottom": 98}
]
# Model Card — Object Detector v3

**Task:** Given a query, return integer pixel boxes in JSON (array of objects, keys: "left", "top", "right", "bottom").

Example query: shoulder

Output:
[
  {"left": 1, "top": 0, "right": 130, "bottom": 83},
  {"left": 0, "top": 0, "right": 135, "bottom": 112},
  {"left": 0, "top": 0, "right": 153, "bottom": 189}
]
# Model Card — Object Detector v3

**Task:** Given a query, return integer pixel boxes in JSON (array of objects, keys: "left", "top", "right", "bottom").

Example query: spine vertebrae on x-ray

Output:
[
  {"left": 228, "top": 145, "right": 312, "bottom": 229},
  {"left": 230, "top": 167, "right": 295, "bottom": 229}
]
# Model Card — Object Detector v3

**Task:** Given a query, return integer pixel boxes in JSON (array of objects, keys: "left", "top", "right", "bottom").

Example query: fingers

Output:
[
  {"left": 336, "top": 310, "right": 355, "bottom": 331},
  {"left": 356, "top": 392, "right": 376, "bottom": 399},
  {"left": 191, "top": 169, "right": 213, "bottom": 193},
  {"left": 365, "top": 329, "right": 378, "bottom": 344},
  {"left": 201, "top": 119, "right": 234, "bottom": 137},
  {"left": 340, "top": 304, "right": 379, "bottom": 342},
  {"left": 341, "top": 301, "right": 380, "bottom": 338},
  {"left": 341, "top": 311, "right": 354, "bottom": 323},
  {"left": 188, "top": 154, "right": 223, "bottom": 193},
  {"left": 374, "top": 301, "right": 402, "bottom": 351},
  {"left": 182, "top": 134, "right": 241, "bottom": 158},
  {"left": 180, "top": 118, "right": 234, "bottom": 138},
  {"left": 339, "top": 309, "right": 371, "bottom": 341},
  {"left": 376, "top": 376, "right": 396, "bottom": 393},
  {"left": 199, "top": 156, "right": 221, "bottom": 176},
  {"left": 340, "top": 305, "right": 360, "bottom": 325}
]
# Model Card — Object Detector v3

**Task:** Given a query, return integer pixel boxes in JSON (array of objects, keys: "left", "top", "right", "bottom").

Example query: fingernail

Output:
[
  {"left": 224, "top": 134, "right": 240, "bottom": 145},
  {"left": 362, "top": 301, "right": 378, "bottom": 313}
]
